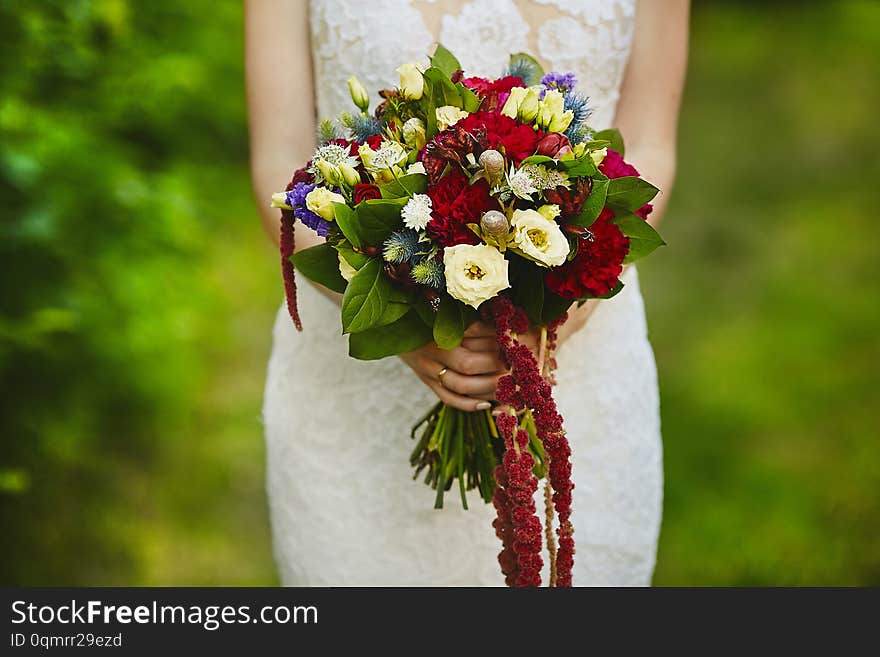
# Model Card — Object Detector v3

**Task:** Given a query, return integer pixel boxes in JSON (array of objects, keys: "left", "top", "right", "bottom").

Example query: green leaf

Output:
[
  {"left": 611, "top": 212, "right": 666, "bottom": 263},
  {"left": 379, "top": 173, "right": 427, "bottom": 199},
  {"left": 341, "top": 258, "right": 391, "bottom": 333},
  {"left": 289, "top": 242, "right": 347, "bottom": 294},
  {"left": 349, "top": 311, "right": 433, "bottom": 360},
  {"left": 423, "top": 67, "right": 461, "bottom": 107},
  {"left": 508, "top": 255, "right": 544, "bottom": 327},
  {"left": 541, "top": 291, "right": 572, "bottom": 325},
  {"left": 378, "top": 301, "right": 411, "bottom": 326},
  {"left": 606, "top": 176, "right": 659, "bottom": 212},
  {"left": 559, "top": 154, "right": 598, "bottom": 178},
  {"left": 596, "top": 279, "right": 625, "bottom": 298},
  {"left": 414, "top": 297, "right": 436, "bottom": 328},
  {"left": 570, "top": 175, "right": 609, "bottom": 227},
  {"left": 336, "top": 242, "right": 369, "bottom": 270},
  {"left": 356, "top": 197, "right": 407, "bottom": 246},
  {"left": 593, "top": 128, "right": 624, "bottom": 156},
  {"left": 430, "top": 44, "right": 461, "bottom": 77},
  {"left": 521, "top": 154, "right": 557, "bottom": 166},
  {"left": 456, "top": 83, "right": 482, "bottom": 112},
  {"left": 333, "top": 202, "right": 360, "bottom": 248},
  {"left": 433, "top": 295, "right": 465, "bottom": 350},
  {"left": 508, "top": 52, "right": 545, "bottom": 86}
]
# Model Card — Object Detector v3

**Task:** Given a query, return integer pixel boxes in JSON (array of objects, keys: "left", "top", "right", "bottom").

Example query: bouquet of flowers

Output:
[{"left": 272, "top": 46, "right": 663, "bottom": 586}]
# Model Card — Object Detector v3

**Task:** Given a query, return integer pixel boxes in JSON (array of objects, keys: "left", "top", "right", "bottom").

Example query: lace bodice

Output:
[{"left": 309, "top": 0, "right": 636, "bottom": 130}]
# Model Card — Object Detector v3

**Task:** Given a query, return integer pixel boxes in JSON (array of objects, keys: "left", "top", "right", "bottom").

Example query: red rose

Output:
[
  {"left": 353, "top": 183, "right": 381, "bottom": 204},
  {"left": 535, "top": 133, "right": 573, "bottom": 158},
  {"left": 365, "top": 134, "right": 383, "bottom": 150},
  {"left": 456, "top": 111, "right": 543, "bottom": 164},
  {"left": 544, "top": 208, "right": 629, "bottom": 299},
  {"left": 426, "top": 168, "right": 493, "bottom": 247}
]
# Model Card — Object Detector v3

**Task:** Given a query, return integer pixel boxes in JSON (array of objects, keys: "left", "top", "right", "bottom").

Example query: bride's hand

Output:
[{"left": 400, "top": 321, "right": 505, "bottom": 412}]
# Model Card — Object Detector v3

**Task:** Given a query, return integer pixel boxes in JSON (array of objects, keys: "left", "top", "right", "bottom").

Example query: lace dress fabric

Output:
[{"left": 264, "top": 0, "right": 662, "bottom": 586}]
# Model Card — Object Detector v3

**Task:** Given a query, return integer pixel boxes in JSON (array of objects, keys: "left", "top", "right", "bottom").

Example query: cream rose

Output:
[
  {"left": 443, "top": 244, "right": 510, "bottom": 309},
  {"left": 510, "top": 208, "right": 569, "bottom": 267},
  {"left": 305, "top": 186, "right": 345, "bottom": 221},
  {"left": 397, "top": 63, "right": 424, "bottom": 100},
  {"left": 435, "top": 105, "right": 469, "bottom": 131}
]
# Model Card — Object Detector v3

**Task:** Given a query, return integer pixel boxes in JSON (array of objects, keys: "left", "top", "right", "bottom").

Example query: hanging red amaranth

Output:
[
  {"left": 490, "top": 296, "right": 576, "bottom": 587},
  {"left": 280, "top": 168, "right": 312, "bottom": 331}
]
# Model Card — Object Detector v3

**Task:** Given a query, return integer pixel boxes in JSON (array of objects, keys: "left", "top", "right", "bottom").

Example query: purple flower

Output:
[
  {"left": 540, "top": 71, "right": 577, "bottom": 96},
  {"left": 288, "top": 182, "right": 332, "bottom": 237}
]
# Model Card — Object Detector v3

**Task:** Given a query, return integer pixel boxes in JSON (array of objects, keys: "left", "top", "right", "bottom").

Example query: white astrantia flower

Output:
[
  {"left": 510, "top": 209, "right": 569, "bottom": 267},
  {"left": 443, "top": 244, "right": 510, "bottom": 309},
  {"left": 507, "top": 167, "right": 539, "bottom": 199},
  {"left": 520, "top": 163, "right": 570, "bottom": 190},
  {"left": 359, "top": 140, "right": 407, "bottom": 173},
  {"left": 406, "top": 161, "right": 426, "bottom": 175},
  {"left": 401, "top": 193, "right": 433, "bottom": 231}
]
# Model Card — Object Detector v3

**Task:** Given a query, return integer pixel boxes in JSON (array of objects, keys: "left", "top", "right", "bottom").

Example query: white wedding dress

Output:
[{"left": 263, "top": 0, "right": 662, "bottom": 586}]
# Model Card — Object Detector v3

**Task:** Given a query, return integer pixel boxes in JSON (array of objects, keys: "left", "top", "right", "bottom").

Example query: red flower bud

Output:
[{"left": 535, "top": 132, "right": 573, "bottom": 158}]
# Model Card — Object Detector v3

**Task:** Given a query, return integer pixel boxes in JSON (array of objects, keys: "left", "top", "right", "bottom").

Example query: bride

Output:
[{"left": 246, "top": 0, "right": 688, "bottom": 585}]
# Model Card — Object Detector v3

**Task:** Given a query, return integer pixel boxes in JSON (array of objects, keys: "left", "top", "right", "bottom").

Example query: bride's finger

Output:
[
  {"left": 463, "top": 320, "right": 496, "bottom": 338},
  {"left": 461, "top": 337, "right": 500, "bottom": 353},
  {"left": 423, "top": 375, "right": 492, "bottom": 412},
  {"left": 435, "top": 369, "right": 501, "bottom": 399},
  {"left": 441, "top": 347, "right": 504, "bottom": 375}
]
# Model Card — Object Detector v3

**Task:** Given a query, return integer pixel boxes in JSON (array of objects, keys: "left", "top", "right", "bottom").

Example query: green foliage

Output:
[
  {"left": 349, "top": 311, "right": 433, "bottom": 360},
  {"left": 429, "top": 44, "right": 461, "bottom": 77},
  {"left": 606, "top": 176, "right": 659, "bottom": 212},
  {"left": 341, "top": 259, "right": 391, "bottom": 333},
  {"left": 572, "top": 175, "right": 609, "bottom": 227},
  {"left": 611, "top": 213, "right": 666, "bottom": 263},
  {"left": 593, "top": 128, "right": 624, "bottom": 156},
  {"left": 379, "top": 174, "right": 427, "bottom": 199},
  {"left": 433, "top": 295, "right": 465, "bottom": 350},
  {"left": 290, "top": 243, "right": 347, "bottom": 294}
]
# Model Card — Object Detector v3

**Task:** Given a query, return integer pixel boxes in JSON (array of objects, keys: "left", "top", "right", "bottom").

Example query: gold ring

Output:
[{"left": 437, "top": 367, "right": 449, "bottom": 387}]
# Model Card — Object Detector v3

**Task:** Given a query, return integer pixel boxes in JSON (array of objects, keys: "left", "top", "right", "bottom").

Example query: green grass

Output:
[{"left": 0, "top": 1, "right": 877, "bottom": 585}]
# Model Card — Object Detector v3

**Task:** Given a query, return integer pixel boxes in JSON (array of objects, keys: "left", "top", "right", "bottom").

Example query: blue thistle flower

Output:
[
  {"left": 563, "top": 92, "right": 592, "bottom": 143},
  {"left": 504, "top": 54, "right": 543, "bottom": 86},
  {"left": 410, "top": 256, "right": 445, "bottom": 289},
  {"left": 382, "top": 229, "right": 421, "bottom": 264},
  {"left": 341, "top": 112, "right": 383, "bottom": 142}
]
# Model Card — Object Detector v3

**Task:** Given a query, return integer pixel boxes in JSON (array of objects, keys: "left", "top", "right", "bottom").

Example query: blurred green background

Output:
[{"left": 1, "top": 1, "right": 878, "bottom": 586}]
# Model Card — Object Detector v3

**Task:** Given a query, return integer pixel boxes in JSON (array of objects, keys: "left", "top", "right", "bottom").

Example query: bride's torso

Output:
[{"left": 309, "top": 0, "right": 636, "bottom": 129}]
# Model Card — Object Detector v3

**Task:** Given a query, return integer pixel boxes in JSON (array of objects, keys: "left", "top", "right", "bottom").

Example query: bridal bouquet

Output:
[{"left": 272, "top": 46, "right": 663, "bottom": 586}]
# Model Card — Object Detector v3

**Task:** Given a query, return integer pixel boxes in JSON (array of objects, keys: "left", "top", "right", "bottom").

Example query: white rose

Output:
[
  {"left": 397, "top": 63, "right": 424, "bottom": 100},
  {"left": 338, "top": 251, "right": 357, "bottom": 282},
  {"left": 510, "top": 208, "right": 569, "bottom": 267},
  {"left": 443, "top": 244, "right": 510, "bottom": 309},
  {"left": 436, "top": 105, "right": 469, "bottom": 131},
  {"left": 305, "top": 186, "right": 345, "bottom": 221}
]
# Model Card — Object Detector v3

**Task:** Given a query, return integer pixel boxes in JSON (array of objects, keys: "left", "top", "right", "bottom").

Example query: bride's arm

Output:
[
  {"left": 245, "top": 0, "right": 322, "bottom": 251},
  {"left": 555, "top": 0, "right": 690, "bottom": 344}
]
